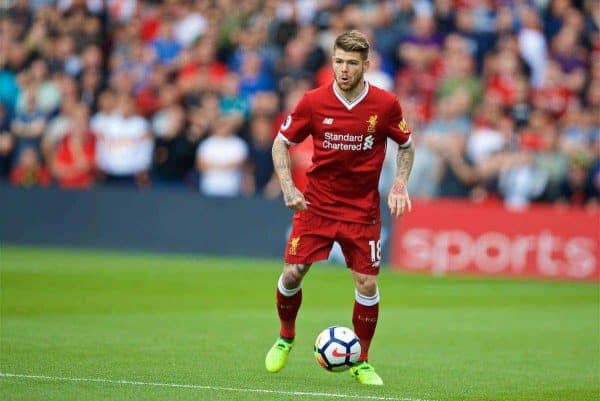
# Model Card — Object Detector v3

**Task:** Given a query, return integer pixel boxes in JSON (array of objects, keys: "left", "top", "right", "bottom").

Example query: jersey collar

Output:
[{"left": 332, "top": 80, "right": 369, "bottom": 110}]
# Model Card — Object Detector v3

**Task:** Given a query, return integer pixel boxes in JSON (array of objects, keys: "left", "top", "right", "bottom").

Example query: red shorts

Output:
[{"left": 284, "top": 209, "right": 382, "bottom": 275}]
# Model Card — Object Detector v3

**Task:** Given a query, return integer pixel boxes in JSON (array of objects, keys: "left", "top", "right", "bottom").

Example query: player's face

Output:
[{"left": 332, "top": 49, "right": 369, "bottom": 94}]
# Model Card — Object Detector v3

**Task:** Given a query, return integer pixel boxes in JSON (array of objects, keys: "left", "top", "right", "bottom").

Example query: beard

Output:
[{"left": 335, "top": 71, "right": 363, "bottom": 93}]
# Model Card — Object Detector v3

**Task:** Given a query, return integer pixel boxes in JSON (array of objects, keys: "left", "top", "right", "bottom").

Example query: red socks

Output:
[
  {"left": 276, "top": 274, "right": 302, "bottom": 339},
  {"left": 352, "top": 289, "right": 379, "bottom": 361},
  {"left": 275, "top": 275, "right": 379, "bottom": 359}
]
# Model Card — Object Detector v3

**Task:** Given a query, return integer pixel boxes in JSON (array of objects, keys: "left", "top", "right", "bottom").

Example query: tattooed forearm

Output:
[
  {"left": 272, "top": 137, "right": 295, "bottom": 193},
  {"left": 395, "top": 140, "right": 415, "bottom": 185}
]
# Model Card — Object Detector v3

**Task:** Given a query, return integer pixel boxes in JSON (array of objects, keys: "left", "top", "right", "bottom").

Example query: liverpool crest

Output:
[
  {"left": 366, "top": 115, "right": 378, "bottom": 133},
  {"left": 289, "top": 236, "right": 301, "bottom": 256}
]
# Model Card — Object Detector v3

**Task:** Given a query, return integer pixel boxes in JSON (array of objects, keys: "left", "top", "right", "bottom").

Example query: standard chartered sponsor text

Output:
[{"left": 323, "top": 132, "right": 364, "bottom": 151}]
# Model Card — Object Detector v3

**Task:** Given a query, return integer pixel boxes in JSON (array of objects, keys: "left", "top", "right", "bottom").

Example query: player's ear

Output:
[{"left": 363, "top": 59, "right": 370, "bottom": 71}]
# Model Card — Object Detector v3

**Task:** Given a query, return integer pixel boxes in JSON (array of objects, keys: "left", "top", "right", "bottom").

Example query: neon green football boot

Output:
[
  {"left": 350, "top": 361, "right": 384, "bottom": 385},
  {"left": 265, "top": 337, "right": 294, "bottom": 373}
]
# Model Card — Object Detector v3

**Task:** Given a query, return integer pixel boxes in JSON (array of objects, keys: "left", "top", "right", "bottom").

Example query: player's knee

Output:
[
  {"left": 281, "top": 270, "right": 300, "bottom": 288},
  {"left": 282, "top": 264, "right": 310, "bottom": 288},
  {"left": 354, "top": 275, "right": 378, "bottom": 297}
]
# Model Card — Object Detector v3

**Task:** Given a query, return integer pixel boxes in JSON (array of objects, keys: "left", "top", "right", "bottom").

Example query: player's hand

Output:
[
  {"left": 388, "top": 181, "right": 411, "bottom": 218},
  {"left": 283, "top": 187, "right": 310, "bottom": 212}
]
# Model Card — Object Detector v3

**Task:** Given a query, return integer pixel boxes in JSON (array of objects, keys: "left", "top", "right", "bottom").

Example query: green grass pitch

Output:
[{"left": 1, "top": 245, "right": 598, "bottom": 401}]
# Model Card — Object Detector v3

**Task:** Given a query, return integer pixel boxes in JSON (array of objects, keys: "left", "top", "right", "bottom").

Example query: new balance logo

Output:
[
  {"left": 322, "top": 118, "right": 334, "bottom": 125},
  {"left": 363, "top": 135, "right": 374, "bottom": 150}
]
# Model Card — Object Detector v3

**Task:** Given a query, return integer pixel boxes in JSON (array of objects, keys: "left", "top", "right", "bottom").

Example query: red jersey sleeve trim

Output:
[
  {"left": 398, "top": 136, "right": 413, "bottom": 148},
  {"left": 277, "top": 132, "right": 296, "bottom": 145}
]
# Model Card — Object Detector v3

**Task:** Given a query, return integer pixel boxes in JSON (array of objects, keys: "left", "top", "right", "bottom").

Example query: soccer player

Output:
[{"left": 265, "top": 30, "right": 415, "bottom": 385}]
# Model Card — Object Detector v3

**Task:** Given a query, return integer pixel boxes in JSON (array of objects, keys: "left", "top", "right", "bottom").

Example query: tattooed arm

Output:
[
  {"left": 272, "top": 136, "right": 309, "bottom": 211},
  {"left": 388, "top": 140, "right": 415, "bottom": 217}
]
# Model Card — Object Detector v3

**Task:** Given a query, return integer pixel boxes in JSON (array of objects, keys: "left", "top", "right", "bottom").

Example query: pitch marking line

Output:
[{"left": 0, "top": 372, "right": 433, "bottom": 401}]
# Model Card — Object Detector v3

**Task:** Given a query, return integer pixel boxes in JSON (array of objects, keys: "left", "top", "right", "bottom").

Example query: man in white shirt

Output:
[
  {"left": 196, "top": 116, "right": 248, "bottom": 197},
  {"left": 95, "top": 93, "right": 153, "bottom": 187}
]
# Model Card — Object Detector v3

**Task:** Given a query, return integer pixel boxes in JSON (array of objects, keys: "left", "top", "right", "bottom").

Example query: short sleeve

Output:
[
  {"left": 387, "top": 98, "right": 412, "bottom": 148},
  {"left": 277, "top": 93, "right": 312, "bottom": 145}
]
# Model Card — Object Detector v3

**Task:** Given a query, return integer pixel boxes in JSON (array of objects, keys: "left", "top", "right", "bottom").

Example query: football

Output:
[{"left": 313, "top": 326, "right": 361, "bottom": 372}]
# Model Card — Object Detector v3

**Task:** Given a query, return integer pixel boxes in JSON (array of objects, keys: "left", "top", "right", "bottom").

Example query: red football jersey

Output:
[{"left": 278, "top": 81, "right": 412, "bottom": 224}]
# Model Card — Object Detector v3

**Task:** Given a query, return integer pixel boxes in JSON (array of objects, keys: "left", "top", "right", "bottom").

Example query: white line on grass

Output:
[{"left": 0, "top": 372, "right": 433, "bottom": 401}]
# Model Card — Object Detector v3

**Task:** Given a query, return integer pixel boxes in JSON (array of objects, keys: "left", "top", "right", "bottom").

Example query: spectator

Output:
[
  {"left": 251, "top": 91, "right": 280, "bottom": 120},
  {"left": 0, "top": 104, "right": 14, "bottom": 180},
  {"left": 436, "top": 132, "right": 479, "bottom": 198},
  {"left": 238, "top": 51, "right": 276, "bottom": 100},
  {"left": 423, "top": 93, "right": 472, "bottom": 139},
  {"left": 90, "top": 90, "right": 116, "bottom": 136},
  {"left": 454, "top": 6, "right": 495, "bottom": 68},
  {"left": 172, "top": 1, "right": 208, "bottom": 48},
  {"left": 0, "top": 54, "right": 20, "bottom": 117},
  {"left": 219, "top": 72, "right": 250, "bottom": 119},
  {"left": 246, "top": 114, "right": 279, "bottom": 198},
  {"left": 436, "top": 33, "right": 481, "bottom": 112},
  {"left": 484, "top": 44, "right": 527, "bottom": 108},
  {"left": 196, "top": 116, "right": 248, "bottom": 197},
  {"left": 557, "top": 154, "right": 596, "bottom": 206},
  {"left": 178, "top": 37, "right": 228, "bottom": 92},
  {"left": 550, "top": 25, "right": 588, "bottom": 93},
  {"left": 25, "top": 59, "right": 61, "bottom": 115},
  {"left": 9, "top": 147, "right": 51, "bottom": 188},
  {"left": 136, "top": 66, "right": 167, "bottom": 118},
  {"left": 275, "top": 27, "right": 318, "bottom": 93},
  {"left": 543, "top": 0, "right": 571, "bottom": 40},
  {"left": 50, "top": 104, "right": 96, "bottom": 189},
  {"left": 532, "top": 60, "right": 573, "bottom": 119},
  {"left": 95, "top": 93, "right": 153, "bottom": 187},
  {"left": 151, "top": 20, "right": 183, "bottom": 67},
  {"left": 518, "top": 5, "right": 548, "bottom": 88},
  {"left": 467, "top": 100, "right": 506, "bottom": 167},
  {"left": 559, "top": 104, "right": 596, "bottom": 158},
  {"left": 534, "top": 115, "right": 569, "bottom": 201},
  {"left": 41, "top": 95, "right": 79, "bottom": 164},
  {"left": 508, "top": 76, "right": 533, "bottom": 128},
  {"left": 11, "top": 88, "right": 47, "bottom": 157},
  {"left": 396, "top": 13, "right": 444, "bottom": 123},
  {"left": 80, "top": 68, "right": 103, "bottom": 112},
  {"left": 588, "top": 154, "right": 600, "bottom": 207},
  {"left": 107, "top": 0, "right": 137, "bottom": 23},
  {"left": 497, "top": 149, "right": 548, "bottom": 209},
  {"left": 151, "top": 104, "right": 198, "bottom": 187},
  {"left": 365, "top": 50, "right": 394, "bottom": 91},
  {"left": 496, "top": 112, "right": 552, "bottom": 209}
]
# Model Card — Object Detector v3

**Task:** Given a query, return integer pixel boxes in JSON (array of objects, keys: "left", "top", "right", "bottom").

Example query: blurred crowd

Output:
[{"left": 0, "top": 0, "right": 598, "bottom": 208}]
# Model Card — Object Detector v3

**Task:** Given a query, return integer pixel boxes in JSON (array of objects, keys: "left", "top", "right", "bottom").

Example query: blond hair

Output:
[{"left": 334, "top": 30, "right": 370, "bottom": 60}]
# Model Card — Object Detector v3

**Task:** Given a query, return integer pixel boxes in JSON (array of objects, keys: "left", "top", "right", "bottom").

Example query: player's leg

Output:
[
  {"left": 338, "top": 222, "right": 384, "bottom": 385},
  {"left": 277, "top": 263, "right": 311, "bottom": 340},
  {"left": 266, "top": 210, "right": 335, "bottom": 373},
  {"left": 351, "top": 271, "right": 380, "bottom": 363},
  {"left": 349, "top": 271, "right": 383, "bottom": 385},
  {"left": 265, "top": 263, "right": 311, "bottom": 373}
]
